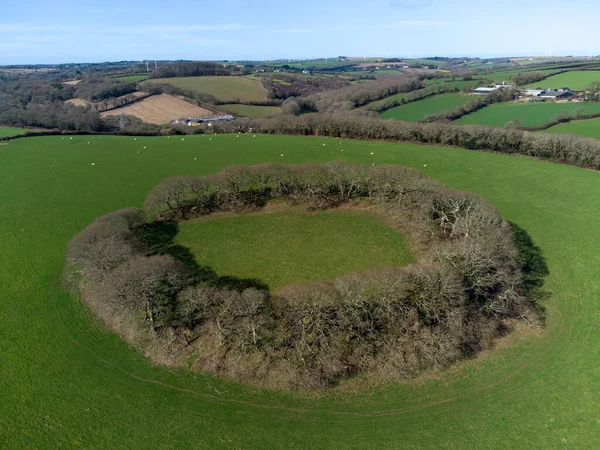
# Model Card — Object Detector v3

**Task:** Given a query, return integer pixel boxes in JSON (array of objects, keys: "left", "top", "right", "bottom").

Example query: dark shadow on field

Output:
[
  {"left": 138, "top": 220, "right": 269, "bottom": 292},
  {"left": 509, "top": 222, "right": 551, "bottom": 309}
]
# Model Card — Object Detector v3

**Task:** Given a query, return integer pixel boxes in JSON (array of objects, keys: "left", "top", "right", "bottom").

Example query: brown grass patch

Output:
[
  {"left": 101, "top": 94, "right": 213, "bottom": 124},
  {"left": 66, "top": 98, "right": 91, "bottom": 107}
]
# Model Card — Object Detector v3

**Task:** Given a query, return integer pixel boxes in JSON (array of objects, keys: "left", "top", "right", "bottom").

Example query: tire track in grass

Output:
[{"left": 50, "top": 262, "right": 584, "bottom": 419}]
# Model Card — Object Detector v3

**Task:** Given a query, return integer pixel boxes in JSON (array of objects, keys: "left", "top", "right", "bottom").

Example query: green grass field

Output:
[
  {"left": 457, "top": 101, "right": 600, "bottom": 127},
  {"left": 145, "top": 76, "right": 267, "bottom": 102},
  {"left": 0, "top": 126, "right": 32, "bottom": 138},
  {"left": 177, "top": 210, "right": 413, "bottom": 291},
  {"left": 523, "top": 70, "right": 600, "bottom": 90},
  {"left": 114, "top": 73, "right": 150, "bottom": 83},
  {"left": 363, "top": 93, "right": 404, "bottom": 109},
  {"left": 221, "top": 103, "right": 282, "bottom": 118},
  {"left": 379, "top": 93, "right": 471, "bottom": 121},
  {"left": 2, "top": 133, "right": 600, "bottom": 448},
  {"left": 544, "top": 117, "right": 600, "bottom": 139}
]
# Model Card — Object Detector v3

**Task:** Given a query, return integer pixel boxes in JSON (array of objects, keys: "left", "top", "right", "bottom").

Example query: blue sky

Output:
[{"left": 0, "top": 0, "right": 598, "bottom": 64}]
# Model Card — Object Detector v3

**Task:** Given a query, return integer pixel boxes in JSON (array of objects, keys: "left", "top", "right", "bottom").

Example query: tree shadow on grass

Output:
[
  {"left": 138, "top": 220, "right": 269, "bottom": 292},
  {"left": 509, "top": 221, "right": 551, "bottom": 309}
]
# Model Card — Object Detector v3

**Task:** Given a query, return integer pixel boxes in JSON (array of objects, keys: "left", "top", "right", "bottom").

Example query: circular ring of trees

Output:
[{"left": 65, "top": 162, "right": 543, "bottom": 390}]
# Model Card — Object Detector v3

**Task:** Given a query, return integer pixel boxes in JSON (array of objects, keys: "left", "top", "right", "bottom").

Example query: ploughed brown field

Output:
[{"left": 101, "top": 94, "right": 213, "bottom": 124}]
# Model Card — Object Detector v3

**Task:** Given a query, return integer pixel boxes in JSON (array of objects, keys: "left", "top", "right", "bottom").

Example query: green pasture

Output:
[
  {"left": 379, "top": 93, "right": 470, "bottom": 121},
  {"left": 221, "top": 104, "right": 282, "bottom": 118},
  {"left": 363, "top": 93, "right": 404, "bottom": 109},
  {"left": 457, "top": 101, "right": 600, "bottom": 127},
  {"left": 114, "top": 73, "right": 150, "bottom": 83},
  {"left": 523, "top": 70, "right": 600, "bottom": 90},
  {"left": 544, "top": 117, "right": 600, "bottom": 139},
  {"left": 0, "top": 126, "right": 31, "bottom": 138},
  {"left": 145, "top": 76, "right": 267, "bottom": 102},
  {"left": 2, "top": 133, "right": 600, "bottom": 448},
  {"left": 177, "top": 209, "right": 413, "bottom": 291}
]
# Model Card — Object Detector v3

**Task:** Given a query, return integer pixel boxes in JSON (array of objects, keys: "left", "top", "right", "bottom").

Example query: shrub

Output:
[{"left": 65, "top": 163, "right": 544, "bottom": 390}]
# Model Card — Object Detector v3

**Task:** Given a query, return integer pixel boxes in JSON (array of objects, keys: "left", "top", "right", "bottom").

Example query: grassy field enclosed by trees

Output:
[
  {"left": 544, "top": 116, "right": 600, "bottom": 139},
  {"left": 146, "top": 76, "right": 267, "bottom": 102},
  {"left": 523, "top": 70, "right": 600, "bottom": 90},
  {"left": 177, "top": 209, "right": 413, "bottom": 291},
  {"left": 113, "top": 73, "right": 150, "bottom": 83},
  {"left": 0, "top": 126, "right": 32, "bottom": 138},
  {"left": 221, "top": 104, "right": 282, "bottom": 118},
  {"left": 379, "top": 93, "right": 470, "bottom": 121},
  {"left": 2, "top": 133, "right": 600, "bottom": 447},
  {"left": 457, "top": 101, "right": 600, "bottom": 127}
]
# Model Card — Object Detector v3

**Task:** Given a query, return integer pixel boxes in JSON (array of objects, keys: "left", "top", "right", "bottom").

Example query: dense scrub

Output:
[
  {"left": 150, "top": 62, "right": 245, "bottom": 78},
  {"left": 66, "top": 163, "right": 541, "bottom": 390},
  {"left": 282, "top": 76, "right": 424, "bottom": 114},
  {"left": 74, "top": 79, "right": 137, "bottom": 102},
  {"left": 261, "top": 74, "right": 351, "bottom": 100}
]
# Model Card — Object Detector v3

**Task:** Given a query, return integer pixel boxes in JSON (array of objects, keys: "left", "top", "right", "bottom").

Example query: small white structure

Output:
[
  {"left": 302, "top": 70, "right": 310, "bottom": 74},
  {"left": 524, "top": 89, "right": 545, "bottom": 97},
  {"left": 473, "top": 87, "right": 498, "bottom": 95}
]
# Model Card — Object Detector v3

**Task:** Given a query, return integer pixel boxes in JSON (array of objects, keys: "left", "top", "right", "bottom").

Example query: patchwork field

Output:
[
  {"left": 177, "top": 209, "right": 413, "bottom": 291},
  {"left": 2, "top": 133, "right": 600, "bottom": 447},
  {"left": 457, "top": 101, "right": 600, "bottom": 127},
  {"left": 523, "top": 70, "right": 600, "bottom": 90},
  {"left": 221, "top": 103, "right": 282, "bottom": 118},
  {"left": 379, "top": 93, "right": 471, "bottom": 121},
  {"left": 101, "top": 94, "right": 213, "bottom": 124},
  {"left": 146, "top": 76, "right": 267, "bottom": 102},
  {"left": 544, "top": 117, "right": 600, "bottom": 139}
]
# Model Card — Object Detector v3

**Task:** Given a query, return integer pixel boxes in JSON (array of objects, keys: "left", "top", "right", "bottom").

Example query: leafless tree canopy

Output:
[{"left": 65, "top": 163, "right": 543, "bottom": 390}]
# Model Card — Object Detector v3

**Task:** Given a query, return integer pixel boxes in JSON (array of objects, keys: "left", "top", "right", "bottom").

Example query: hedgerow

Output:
[{"left": 65, "top": 163, "right": 543, "bottom": 390}]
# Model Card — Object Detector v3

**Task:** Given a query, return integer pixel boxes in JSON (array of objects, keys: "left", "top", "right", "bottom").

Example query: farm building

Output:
[
  {"left": 524, "top": 89, "right": 545, "bottom": 97},
  {"left": 473, "top": 87, "right": 499, "bottom": 94},
  {"left": 173, "top": 114, "right": 235, "bottom": 125},
  {"left": 540, "top": 89, "right": 573, "bottom": 99},
  {"left": 474, "top": 83, "right": 513, "bottom": 95},
  {"left": 302, "top": 70, "right": 310, "bottom": 74}
]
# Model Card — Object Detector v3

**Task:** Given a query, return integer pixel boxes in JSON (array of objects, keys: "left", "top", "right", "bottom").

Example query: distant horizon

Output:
[{"left": 1, "top": 54, "right": 597, "bottom": 67}]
